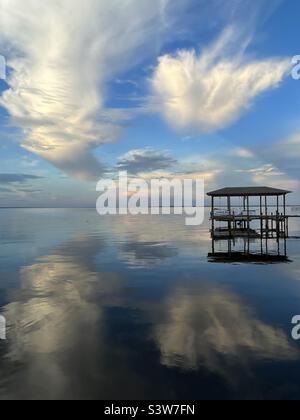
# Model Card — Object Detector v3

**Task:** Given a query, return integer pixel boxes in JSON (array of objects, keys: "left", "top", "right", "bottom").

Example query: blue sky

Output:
[{"left": 0, "top": 0, "right": 300, "bottom": 206}]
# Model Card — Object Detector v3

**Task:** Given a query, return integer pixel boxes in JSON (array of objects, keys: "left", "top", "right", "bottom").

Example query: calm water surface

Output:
[{"left": 1, "top": 208, "right": 300, "bottom": 400}]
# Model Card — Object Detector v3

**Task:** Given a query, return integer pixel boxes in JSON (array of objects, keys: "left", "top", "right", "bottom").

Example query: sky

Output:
[{"left": 0, "top": 0, "right": 300, "bottom": 207}]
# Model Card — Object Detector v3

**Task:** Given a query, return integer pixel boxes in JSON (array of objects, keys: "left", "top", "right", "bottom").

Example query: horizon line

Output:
[{"left": 1, "top": 205, "right": 300, "bottom": 210}]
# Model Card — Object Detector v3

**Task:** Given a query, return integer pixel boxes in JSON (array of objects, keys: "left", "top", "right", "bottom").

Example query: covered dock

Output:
[{"left": 207, "top": 186, "right": 291, "bottom": 240}]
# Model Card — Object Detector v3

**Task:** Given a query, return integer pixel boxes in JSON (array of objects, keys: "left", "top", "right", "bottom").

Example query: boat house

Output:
[{"left": 207, "top": 187, "right": 291, "bottom": 239}]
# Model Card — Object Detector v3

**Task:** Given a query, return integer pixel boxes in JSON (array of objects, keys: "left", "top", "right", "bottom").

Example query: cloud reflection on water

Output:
[
  {"left": 120, "top": 241, "right": 178, "bottom": 268},
  {"left": 1, "top": 211, "right": 300, "bottom": 399},
  {"left": 154, "top": 285, "right": 299, "bottom": 380},
  {"left": 0, "top": 235, "right": 136, "bottom": 399}
]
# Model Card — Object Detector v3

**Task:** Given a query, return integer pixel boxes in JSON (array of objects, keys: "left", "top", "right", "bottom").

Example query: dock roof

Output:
[{"left": 207, "top": 187, "right": 291, "bottom": 197}]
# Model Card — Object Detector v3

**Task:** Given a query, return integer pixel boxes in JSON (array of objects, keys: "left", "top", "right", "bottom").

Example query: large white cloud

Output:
[
  {"left": 151, "top": 26, "right": 290, "bottom": 133},
  {"left": 117, "top": 148, "right": 177, "bottom": 174},
  {"left": 0, "top": 0, "right": 179, "bottom": 180}
]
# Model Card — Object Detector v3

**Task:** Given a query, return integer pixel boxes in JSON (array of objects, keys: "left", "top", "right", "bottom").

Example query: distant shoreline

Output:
[{"left": 1, "top": 205, "right": 300, "bottom": 210}]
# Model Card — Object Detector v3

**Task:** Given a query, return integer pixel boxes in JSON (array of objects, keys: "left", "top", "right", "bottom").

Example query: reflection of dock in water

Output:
[
  {"left": 208, "top": 252, "right": 290, "bottom": 264},
  {"left": 208, "top": 237, "right": 291, "bottom": 264}
]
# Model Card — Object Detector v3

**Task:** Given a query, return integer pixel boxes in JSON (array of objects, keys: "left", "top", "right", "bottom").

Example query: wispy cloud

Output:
[
  {"left": 151, "top": 26, "right": 290, "bottom": 133},
  {"left": 0, "top": 186, "right": 10, "bottom": 193},
  {"left": 0, "top": 173, "right": 42, "bottom": 183},
  {"left": 261, "top": 132, "right": 300, "bottom": 171},
  {"left": 0, "top": 172, "right": 43, "bottom": 196},
  {"left": 236, "top": 164, "right": 285, "bottom": 177},
  {"left": 117, "top": 148, "right": 177, "bottom": 175},
  {"left": 0, "top": 0, "right": 181, "bottom": 180},
  {"left": 230, "top": 148, "right": 255, "bottom": 159},
  {"left": 247, "top": 132, "right": 300, "bottom": 191},
  {"left": 0, "top": 0, "right": 292, "bottom": 191}
]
